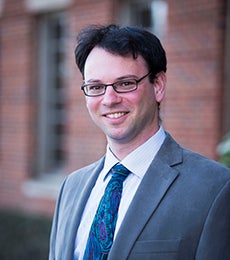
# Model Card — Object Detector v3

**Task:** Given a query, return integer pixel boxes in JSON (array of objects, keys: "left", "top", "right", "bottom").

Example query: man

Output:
[{"left": 49, "top": 24, "right": 230, "bottom": 260}]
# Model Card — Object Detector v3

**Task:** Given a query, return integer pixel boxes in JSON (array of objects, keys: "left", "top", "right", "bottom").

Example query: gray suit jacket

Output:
[{"left": 49, "top": 133, "right": 230, "bottom": 260}]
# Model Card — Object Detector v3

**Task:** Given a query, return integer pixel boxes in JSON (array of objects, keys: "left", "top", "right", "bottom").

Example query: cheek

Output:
[
  {"left": 135, "top": 86, "right": 156, "bottom": 108},
  {"left": 86, "top": 98, "right": 100, "bottom": 118},
  {"left": 86, "top": 98, "right": 95, "bottom": 110}
]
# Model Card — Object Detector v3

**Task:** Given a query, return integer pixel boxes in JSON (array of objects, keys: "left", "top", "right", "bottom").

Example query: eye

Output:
[
  {"left": 88, "top": 84, "right": 104, "bottom": 91},
  {"left": 117, "top": 80, "right": 136, "bottom": 88}
]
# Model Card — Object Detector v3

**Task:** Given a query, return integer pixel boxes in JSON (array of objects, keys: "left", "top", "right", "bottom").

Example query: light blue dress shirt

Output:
[{"left": 74, "top": 126, "right": 166, "bottom": 259}]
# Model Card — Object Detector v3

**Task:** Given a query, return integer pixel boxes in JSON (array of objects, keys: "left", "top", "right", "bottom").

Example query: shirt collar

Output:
[{"left": 103, "top": 125, "right": 166, "bottom": 181}]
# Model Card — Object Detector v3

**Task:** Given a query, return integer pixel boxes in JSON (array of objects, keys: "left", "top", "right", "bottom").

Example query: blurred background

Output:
[{"left": 0, "top": 0, "right": 229, "bottom": 258}]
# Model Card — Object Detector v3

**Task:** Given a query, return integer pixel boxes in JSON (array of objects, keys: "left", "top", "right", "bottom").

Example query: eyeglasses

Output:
[{"left": 81, "top": 71, "right": 152, "bottom": 97}]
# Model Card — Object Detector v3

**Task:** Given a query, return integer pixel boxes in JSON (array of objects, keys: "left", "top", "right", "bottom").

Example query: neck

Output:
[{"left": 107, "top": 125, "right": 160, "bottom": 160}]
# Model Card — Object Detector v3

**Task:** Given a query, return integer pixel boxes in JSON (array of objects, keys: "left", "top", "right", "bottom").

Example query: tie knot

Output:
[{"left": 111, "top": 163, "right": 131, "bottom": 180}]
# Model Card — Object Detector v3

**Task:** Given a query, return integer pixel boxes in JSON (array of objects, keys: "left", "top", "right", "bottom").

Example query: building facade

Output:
[{"left": 0, "top": 0, "right": 229, "bottom": 216}]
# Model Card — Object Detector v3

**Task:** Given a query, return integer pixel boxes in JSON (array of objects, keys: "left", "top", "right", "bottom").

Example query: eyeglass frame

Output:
[{"left": 81, "top": 71, "right": 152, "bottom": 97}]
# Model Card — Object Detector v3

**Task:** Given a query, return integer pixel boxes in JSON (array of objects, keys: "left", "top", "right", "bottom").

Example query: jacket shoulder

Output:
[{"left": 161, "top": 133, "right": 230, "bottom": 178}]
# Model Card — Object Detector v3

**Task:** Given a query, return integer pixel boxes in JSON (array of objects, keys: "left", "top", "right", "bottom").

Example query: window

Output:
[
  {"left": 130, "top": 2, "right": 152, "bottom": 29},
  {"left": 119, "top": 0, "right": 168, "bottom": 38},
  {"left": 36, "top": 13, "right": 67, "bottom": 175}
]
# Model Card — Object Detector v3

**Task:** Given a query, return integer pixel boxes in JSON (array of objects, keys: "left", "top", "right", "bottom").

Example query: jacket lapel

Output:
[
  {"left": 62, "top": 158, "right": 105, "bottom": 259},
  {"left": 109, "top": 134, "right": 182, "bottom": 259}
]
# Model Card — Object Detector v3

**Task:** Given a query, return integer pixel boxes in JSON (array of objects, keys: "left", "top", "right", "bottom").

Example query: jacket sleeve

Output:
[
  {"left": 49, "top": 178, "right": 67, "bottom": 260},
  {"left": 196, "top": 178, "right": 230, "bottom": 260}
]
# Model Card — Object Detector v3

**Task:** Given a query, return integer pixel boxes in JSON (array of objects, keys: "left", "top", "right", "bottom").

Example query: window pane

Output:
[{"left": 36, "top": 13, "right": 67, "bottom": 175}]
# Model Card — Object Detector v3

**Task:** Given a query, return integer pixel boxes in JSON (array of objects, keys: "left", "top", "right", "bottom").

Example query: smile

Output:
[{"left": 106, "top": 112, "right": 127, "bottom": 119}]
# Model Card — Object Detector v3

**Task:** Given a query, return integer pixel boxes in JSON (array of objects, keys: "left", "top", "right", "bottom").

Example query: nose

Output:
[{"left": 101, "top": 85, "right": 122, "bottom": 106}]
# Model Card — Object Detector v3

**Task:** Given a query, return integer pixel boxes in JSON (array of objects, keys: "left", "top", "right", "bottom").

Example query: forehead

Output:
[{"left": 84, "top": 47, "right": 147, "bottom": 80}]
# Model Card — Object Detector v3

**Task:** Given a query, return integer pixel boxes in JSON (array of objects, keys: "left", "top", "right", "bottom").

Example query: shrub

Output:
[
  {"left": 0, "top": 209, "right": 52, "bottom": 260},
  {"left": 217, "top": 132, "right": 230, "bottom": 168}
]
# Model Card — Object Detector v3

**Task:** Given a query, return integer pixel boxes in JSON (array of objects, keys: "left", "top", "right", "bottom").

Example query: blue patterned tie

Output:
[{"left": 83, "top": 163, "right": 131, "bottom": 260}]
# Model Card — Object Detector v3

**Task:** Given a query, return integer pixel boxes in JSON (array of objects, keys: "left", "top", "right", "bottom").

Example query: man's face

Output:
[{"left": 83, "top": 47, "right": 165, "bottom": 148}]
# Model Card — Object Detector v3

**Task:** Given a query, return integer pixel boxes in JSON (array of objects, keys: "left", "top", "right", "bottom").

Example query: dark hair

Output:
[{"left": 75, "top": 24, "right": 167, "bottom": 81}]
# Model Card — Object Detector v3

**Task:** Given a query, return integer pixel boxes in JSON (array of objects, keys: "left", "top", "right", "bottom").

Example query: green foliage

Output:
[
  {"left": 219, "top": 152, "right": 230, "bottom": 168},
  {"left": 218, "top": 132, "right": 230, "bottom": 168},
  {"left": 0, "top": 209, "right": 52, "bottom": 260}
]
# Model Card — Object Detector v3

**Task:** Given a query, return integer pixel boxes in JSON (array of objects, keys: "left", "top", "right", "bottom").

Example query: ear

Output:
[{"left": 154, "top": 72, "right": 167, "bottom": 103}]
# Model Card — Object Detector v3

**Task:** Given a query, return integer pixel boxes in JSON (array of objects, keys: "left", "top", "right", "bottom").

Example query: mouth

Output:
[{"left": 105, "top": 112, "right": 127, "bottom": 119}]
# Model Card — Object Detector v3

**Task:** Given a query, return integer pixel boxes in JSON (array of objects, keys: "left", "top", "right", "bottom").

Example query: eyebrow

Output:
[{"left": 84, "top": 74, "right": 138, "bottom": 84}]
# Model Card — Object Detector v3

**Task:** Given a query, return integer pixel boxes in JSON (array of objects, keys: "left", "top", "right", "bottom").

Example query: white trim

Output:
[
  {"left": 25, "top": 0, "right": 72, "bottom": 12},
  {"left": 22, "top": 172, "right": 65, "bottom": 199},
  {"left": 151, "top": 0, "right": 168, "bottom": 38}
]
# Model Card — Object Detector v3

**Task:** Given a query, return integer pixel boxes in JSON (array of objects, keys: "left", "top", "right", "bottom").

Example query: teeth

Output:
[{"left": 106, "top": 112, "right": 126, "bottom": 118}]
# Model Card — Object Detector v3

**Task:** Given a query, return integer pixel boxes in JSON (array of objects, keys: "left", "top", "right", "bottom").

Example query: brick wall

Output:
[
  {"left": 163, "top": 0, "right": 226, "bottom": 159},
  {"left": 0, "top": 1, "right": 36, "bottom": 211},
  {"left": 0, "top": 0, "right": 227, "bottom": 216},
  {"left": 0, "top": 0, "right": 115, "bottom": 216}
]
